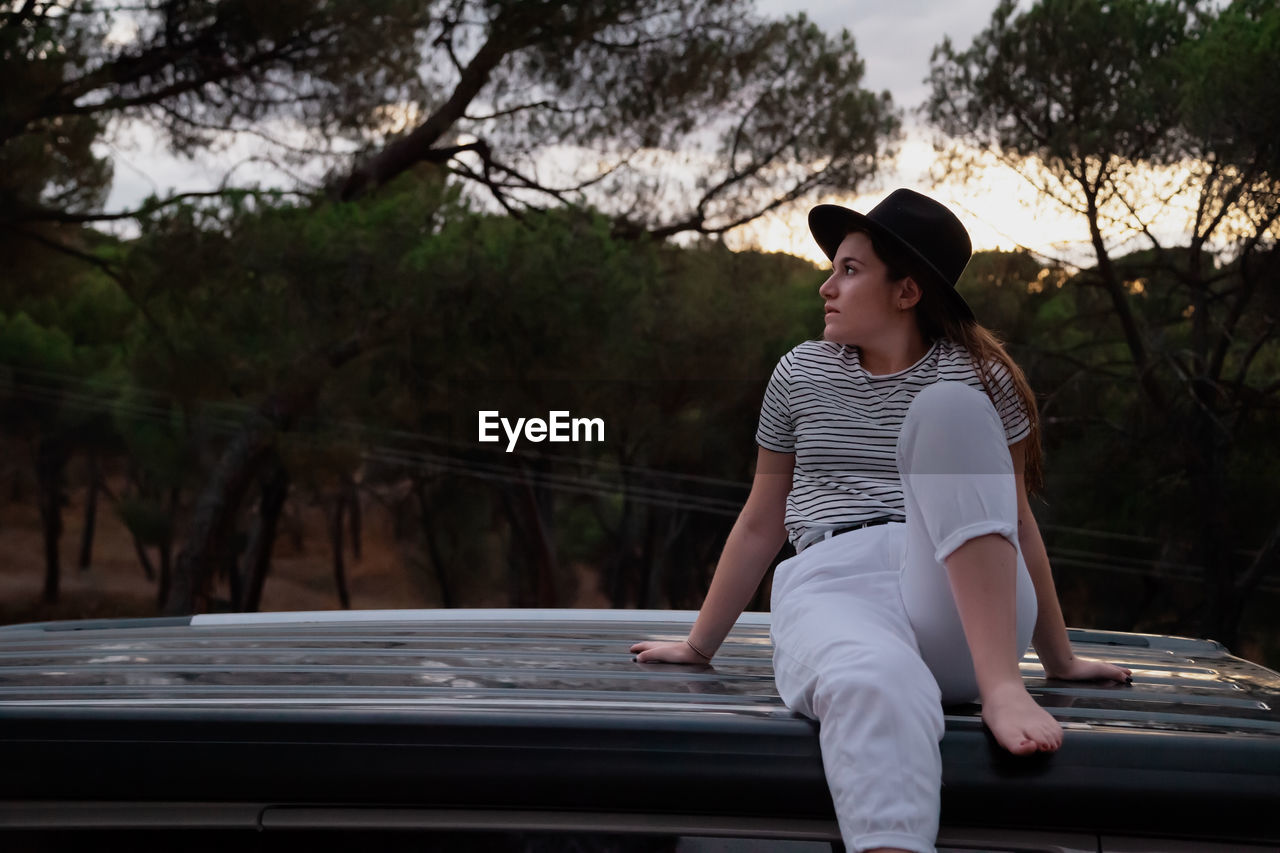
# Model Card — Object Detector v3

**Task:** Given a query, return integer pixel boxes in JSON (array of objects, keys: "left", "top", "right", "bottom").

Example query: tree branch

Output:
[
  {"left": 639, "top": 165, "right": 830, "bottom": 242},
  {"left": 1080, "top": 181, "right": 1166, "bottom": 410},
  {"left": 5, "top": 23, "right": 328, "bottom": 144},
  {"left": 447, "top": 153, "right": 536, "bottom": 220},
  {"left": 337, "top": 28, "right": 520, "bottom": 201},
  {"left": 463, "top": 99, "right": 555, "bottom": 121},
  {"left": 1196, "top": 165, "right": 1253, "bottom": 249},
  {"left": 5, "top": 190, "right": 297, "bottom": 226}
]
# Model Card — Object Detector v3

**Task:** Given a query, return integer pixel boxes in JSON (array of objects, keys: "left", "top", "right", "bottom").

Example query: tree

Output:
[
  {"left": 0, "top": 233, "right": 134, "bottom": 602},
  {"left": 2, "top": 1, "right": 898, "bottom": 235},
  {"left": 1, "top": 0, "right": 430, "bottom": 220},
  {"left": 4, "top": 1, "right": 902, "bottom": 615},
  {"left": 336, "top": 2, "right": 900, "bottom": 239},
  {"left": 927, "top": 0, "right": 1280, "bottom": 646}
]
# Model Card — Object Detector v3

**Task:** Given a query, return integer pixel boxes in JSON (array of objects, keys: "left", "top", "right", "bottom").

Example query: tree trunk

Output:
[
  {"left": 130, "top": 531, "right": 157, "bottom": 583},
  {"left": 163, "top": 329, "right": 384, "bottom": 616},
  {"left": 640, "top": 510, "right": 664, "bottom": 609},
  {"left": 1081, "top": 187, "right": 1166, "bottom": 412},
  {"left": 494, "top": 466, "right": 562, "bottom": 608},
  {"left": 1175, "top": 377, "right": 1236, "bottom": 647},
  {"left": 499, "top": 487, "right": 532, "bottom": 607},
  {"left": 330, "top": 488, "right": 351, "bottom": 609},
  {"left": 607, "top": 470, "right": 636, "bottom": 609},
  {"left": 414, "top": 477, "right": 454, "bottom": 608},
  {"left": 347, "top": 473, "right": 362, "bottom": 562},
  {"left": 78, "top": 448, "right": 99, "bottom": 571},
  {"left": 241, "top": 460, "right": 290, "bottom": 613},
  {"left": 36, "top": 436, "right": 67, "bottom": 604},
  {"left": 522, "top": 466, "right": 558, "bottom": 607},
  {"left": 163, "top": 406, "right": 289, "bottom": 615},
  {"left": 658, "top": 510, "right": 689, "bottom": 608},
  {"left": 154, "top": 487, "right": 178, "bottom": 608},
  {"left": 160, "top": 486, "right": 178, "bottom": 603},
  {"left": 226, "top": 543, "right": 242, "bottom": 611}
]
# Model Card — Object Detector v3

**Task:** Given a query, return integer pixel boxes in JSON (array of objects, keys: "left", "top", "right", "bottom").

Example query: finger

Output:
[{"left": 638, "top": 651, "right": 677, "bottom": 664}]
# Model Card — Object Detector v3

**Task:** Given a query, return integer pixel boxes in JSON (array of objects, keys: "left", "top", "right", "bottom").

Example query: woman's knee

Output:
[
  {"left": 906, "top": 382, "right": 1000, "bottom": 439},
  {"left": 899, "top": 382, "right": 1008, "bottom": 476},
  {"left": 908, "top": 380, "right": 988, "bottom": 420}
]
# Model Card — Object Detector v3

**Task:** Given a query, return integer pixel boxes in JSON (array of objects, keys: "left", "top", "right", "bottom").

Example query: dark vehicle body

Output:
[{"left": 0, "top": 609, "right": 1277, "bottom": 852}]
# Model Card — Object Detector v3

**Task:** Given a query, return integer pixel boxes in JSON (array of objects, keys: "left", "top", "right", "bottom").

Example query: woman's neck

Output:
[{"left": 858, "top": 332, "right": 932, "bottom": 376}]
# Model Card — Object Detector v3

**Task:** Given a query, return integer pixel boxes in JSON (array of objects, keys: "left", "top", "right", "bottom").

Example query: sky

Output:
[
  {"left": 756, "top": 0, "right": 994, "bottom": 114},
  {"left": 96, "top": 0, "right": 1128, "bottom": 266},
  {"left": 745, "top": 0, "right": 1096, "bottom": 263}
]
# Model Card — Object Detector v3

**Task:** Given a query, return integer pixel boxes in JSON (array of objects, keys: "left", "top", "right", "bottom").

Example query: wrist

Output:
[
  {"left": 1038, "top": 649, "right": 1075, "bottom": 678},
  {"left": 1033, "top": 626, "right": 1075, "bottom": 676},
  {"left": 685, "top": 637, "right": 713, "bottom": 661}
]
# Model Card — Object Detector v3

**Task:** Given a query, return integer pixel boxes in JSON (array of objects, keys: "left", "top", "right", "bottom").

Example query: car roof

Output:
[
  {"left": 1, "top": 609, "right": 1277, "bottom": 844},
  {"left": 0, "top": 608, "right": 1275, "bottom": 735}
]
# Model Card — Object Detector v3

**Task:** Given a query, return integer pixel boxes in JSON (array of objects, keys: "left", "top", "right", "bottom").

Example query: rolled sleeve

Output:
[{"left": 756, "top": 350, "right": 796, "bottom": 453}]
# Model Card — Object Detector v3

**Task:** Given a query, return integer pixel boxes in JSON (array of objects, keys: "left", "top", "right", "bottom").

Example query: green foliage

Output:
[
  {"left": 0, "top": 311, "right": 75, "bottom": 372},
  {"left": 120, "top": 172, "right": 461, "bottom": 403},
  {"left": 36, "top": 169, "right": 822, "bottom": 603},
  {"left": 1178, "top": 0, "right": 1280, "bottom": 175},
  {"left": 927, "top": 0, "right": 1197, "bottom": 169},
  {"left": 927, "top": 0, "right": 1280, "bottom": 642},
  {"left": 0, "top": 245, "right": 134, "bottom": 440}
]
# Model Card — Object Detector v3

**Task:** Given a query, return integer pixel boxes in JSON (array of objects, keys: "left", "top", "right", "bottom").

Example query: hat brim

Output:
[{"left": 808, "top": 204, "right": 974, "bottom": 323}]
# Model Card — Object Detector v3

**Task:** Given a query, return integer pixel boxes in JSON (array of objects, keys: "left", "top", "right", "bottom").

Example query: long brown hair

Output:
[{"left": 859, "top": 229, "right": 1045, "bottom": 494}]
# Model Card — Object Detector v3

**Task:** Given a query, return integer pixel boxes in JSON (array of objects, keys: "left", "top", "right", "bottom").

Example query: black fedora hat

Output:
[{"left": 808, "top": 189, "right": 974, "bottom": 322}]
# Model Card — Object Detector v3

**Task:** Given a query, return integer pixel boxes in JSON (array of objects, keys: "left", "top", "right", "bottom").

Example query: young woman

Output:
[{"left": 630, "top": 189, "right": 1132, "bottom": 853}]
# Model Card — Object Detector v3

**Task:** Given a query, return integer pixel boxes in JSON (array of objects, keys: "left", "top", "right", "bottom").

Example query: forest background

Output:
[{"left": 2, "top": 0, "right": 1278, "bottom": 667}]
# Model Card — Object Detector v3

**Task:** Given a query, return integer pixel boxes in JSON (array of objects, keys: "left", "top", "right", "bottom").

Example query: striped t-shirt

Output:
[{"left": 755, "top": 338, "right": 1031, "bottom": 549}]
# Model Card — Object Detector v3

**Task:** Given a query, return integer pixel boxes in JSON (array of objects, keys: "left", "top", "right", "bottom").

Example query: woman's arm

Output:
[
  {"left": 1011, "top": 439, "right": 1131, "bottom": 682},
  {"left": 631, "top": 446, "right": 794, "bottom": 663}
]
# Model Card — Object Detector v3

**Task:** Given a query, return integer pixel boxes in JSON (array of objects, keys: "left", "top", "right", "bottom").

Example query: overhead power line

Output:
[
  {"left": 0, "top": 363, "right": 756, "bottom": 491},
  {"left": 2, "top": 364, "right": 1277, "bottom": 584}
]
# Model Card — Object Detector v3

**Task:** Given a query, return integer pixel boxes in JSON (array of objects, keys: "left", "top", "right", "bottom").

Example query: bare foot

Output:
[{"left": 980, "top": 680, "right": 1063, "bottom": 755}]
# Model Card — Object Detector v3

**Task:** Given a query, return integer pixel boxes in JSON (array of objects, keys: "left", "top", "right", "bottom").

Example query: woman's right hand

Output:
[{"left": 630, "top": 639, "right": 712, "bottom": 664}]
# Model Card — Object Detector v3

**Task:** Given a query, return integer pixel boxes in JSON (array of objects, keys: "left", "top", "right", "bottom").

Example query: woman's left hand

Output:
[{"left": 1044, "top": 656, "right": 1132, "bottom": 684}]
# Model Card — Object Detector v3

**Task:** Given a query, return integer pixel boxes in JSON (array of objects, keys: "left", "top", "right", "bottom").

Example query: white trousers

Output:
[{"left": 769, "top": 381, "right": 1039, "bottom": 853}]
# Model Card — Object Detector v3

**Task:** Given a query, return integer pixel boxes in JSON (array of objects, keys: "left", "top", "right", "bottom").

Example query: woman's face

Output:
[{"left": 818, "top": 231, "right": 904, "bottom": 347}]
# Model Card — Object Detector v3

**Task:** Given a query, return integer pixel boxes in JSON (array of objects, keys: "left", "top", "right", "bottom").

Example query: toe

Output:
[
  {"left": 1011, "top": 731, "right": 1040, "bottom": 755},
  {"left": 1009, "top": 739, "right": 1035, "bottom": 756}
]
